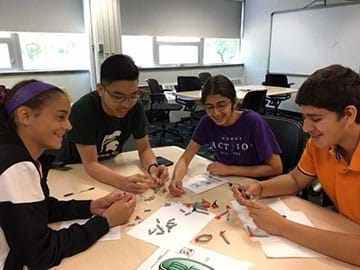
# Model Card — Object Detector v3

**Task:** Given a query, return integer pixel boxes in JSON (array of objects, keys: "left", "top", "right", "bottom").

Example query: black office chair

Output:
[
  {"left": 175, "top": 76, "right": 203, "bottom": 128},
  {"left": 264, "top": 115, "right": 333, "bottom": 206},
  {"left": 263, "top": 115, "right": 304, "bottom": 173},
  {"left": 175, "top": 76, "right": 200, "bottom": 111},
  {"left": 176, "top": 76, "right": 202, "bottom": 92},
  {"left": 241, "top": 90, "right": 267, "bottom": 114},
  {"left": 198, "top": 72, "right": 211, "bottom": 85},
  {"left": 262, "top": 73, "right": 294, "bottom": 116},
  {"left": 146, "top": 79, "right": 183, "bottom": 145},
  {"left": 147, "top": 78, "right": 173, "bottom": 95}
]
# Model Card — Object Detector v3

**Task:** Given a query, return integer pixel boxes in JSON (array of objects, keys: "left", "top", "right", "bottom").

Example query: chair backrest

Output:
[
  {"left": 146, "top": 78, "right": 166, "bottom": 104},
  {"left": 176, "top": 76, "right": 202, "bottom": 92},
  {"left": 198, "top": 72, "right": 211, "bottom": 85},
  {"left": 241, "top": 90, "right": 267, "bottom": 114},
  {"left": 262, "top": 73, "right": 290, "bottom": 88},
  {"left": 146, "top": 78, "right": 163, "bottom": 94},
  {"left": 263, "top": 115, "right": 304, "bottom": 173}
]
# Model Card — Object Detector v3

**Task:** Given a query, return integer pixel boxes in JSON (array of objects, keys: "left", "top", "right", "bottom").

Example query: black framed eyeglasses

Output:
[
  {"left": 204, "top": 100, "right": 231, "bottom": 112},
  {"left": 103, "top": 85, "right": 139, "bottom": 104}
]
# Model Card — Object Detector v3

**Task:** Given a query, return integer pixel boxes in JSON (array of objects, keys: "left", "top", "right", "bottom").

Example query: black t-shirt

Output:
[{"left": 60, "top": 91, "right": 147, "bottom": 163}]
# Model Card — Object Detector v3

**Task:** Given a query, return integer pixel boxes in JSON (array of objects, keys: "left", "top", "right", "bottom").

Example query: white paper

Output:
[
  {"left": 137, "top": 244, "right": 252, "bottom": 270},
  {"left": 231, "top": 198, "right": 291, "bottom": 234},
  {"left": 127, "top": 203, "right": 214, "bottom": 249},
  {"left": 231, "top": 198, "right": 290, "bottom": 235},
  {"left": 183, "top": 173, "right": 228, "bottom": 194},
  {"left": 259, "top": 211, "right": 323, "bottom": 257},
  {"left": 259, "top": 233, "right": 323, "bottom": 258},
  {"left": 231, "top": 199, "right": 323, "bottom": 258},
  {"left": 59, "top": 219, "right": 121, "bottom": 241}
]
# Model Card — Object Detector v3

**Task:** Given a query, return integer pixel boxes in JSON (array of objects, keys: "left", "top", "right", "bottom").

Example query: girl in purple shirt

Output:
[{"left": 169, "top": 75, "right": 282, "bottom": 196}]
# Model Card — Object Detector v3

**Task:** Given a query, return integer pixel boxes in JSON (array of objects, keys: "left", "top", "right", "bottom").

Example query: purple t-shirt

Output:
[{"left": 192, "top": 110, "right": 281, "bottom": 166}]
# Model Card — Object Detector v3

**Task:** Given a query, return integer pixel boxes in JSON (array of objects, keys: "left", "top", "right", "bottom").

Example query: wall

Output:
[
  {"left": 138, "top": 65, "right": 244, "bottom": 86},
  {"left": 121, "top": 0, "right": 241, "bottom": 38},
  {"left": 0, "top": 65, "right": 243, "bottom": 102},
  {"left": 0, "top": 0, "right": 91, "bottom": 102},
  {"left": 243, "top": 0, "right": 345, "bottom": 112},
  {"left": 0, "top": 0, "right": 84, "bottom": 33}
]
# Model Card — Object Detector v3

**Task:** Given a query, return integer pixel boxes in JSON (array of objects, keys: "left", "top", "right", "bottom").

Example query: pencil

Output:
[{"left": 63, "top": 187, "right": 95, "bottom": 197}]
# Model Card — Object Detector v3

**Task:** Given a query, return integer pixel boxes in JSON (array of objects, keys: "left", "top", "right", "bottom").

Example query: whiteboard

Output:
[{"left": 268, "top": 4, "right": 360, "bottom": 76}]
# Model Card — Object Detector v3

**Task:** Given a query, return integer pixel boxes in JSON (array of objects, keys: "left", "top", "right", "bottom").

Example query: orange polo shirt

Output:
[{"left": 298, "top": 138, "right": 360, "bottom": 224}]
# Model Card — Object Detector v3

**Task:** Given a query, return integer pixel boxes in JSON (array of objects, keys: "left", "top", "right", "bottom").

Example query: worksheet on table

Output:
[
  {"left": 127, "top": 203, "right": 214, "bottom": 250},
  {"left": 137, "top": 244, "right": 252, "bottom": 270},
  {"left": 231, "top": 199, "right": 323, "bottom": 258},
  {"left": 183, "top": 173, "right": 228, "bottom": 194}
]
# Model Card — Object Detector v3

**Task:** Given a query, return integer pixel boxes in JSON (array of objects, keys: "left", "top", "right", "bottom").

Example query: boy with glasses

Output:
[{"left": 58, "top": 54, "right": 169, "bottom": 194}]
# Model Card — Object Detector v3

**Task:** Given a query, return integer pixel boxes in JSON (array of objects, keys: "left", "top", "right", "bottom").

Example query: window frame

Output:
[
  {"left": 153, "top": 37, "right": 203, "bottom": 66},
  {"left": 121, "top": 35, "right": 242, "bottom": 69},
  {"left": 0, "top": 32, "right": 90, "bottom": 74},
  {"left": 0, "top": 34, "right": 20, "bottom": 71}
]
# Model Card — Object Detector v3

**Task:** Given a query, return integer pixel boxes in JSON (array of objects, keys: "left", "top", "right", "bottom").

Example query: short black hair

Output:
[
  {"left": 100, "top": 54, "right": 139, "bottom": 85},
  {"left": 295, "top": 65, "right": 360, "bottom": 123},
  {"left": 201, "top": 75, "right": 236, "bottom": 104}
]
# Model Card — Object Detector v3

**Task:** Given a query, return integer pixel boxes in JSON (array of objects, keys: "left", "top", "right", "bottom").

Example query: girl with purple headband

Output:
[{"left": 0, "top": 80, "right": 136, "bottom": 269}]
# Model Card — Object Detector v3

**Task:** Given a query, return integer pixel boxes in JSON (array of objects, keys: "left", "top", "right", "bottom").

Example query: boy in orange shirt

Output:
[{"left": 234, "top": 65, "right": 360, "bottom": 266}]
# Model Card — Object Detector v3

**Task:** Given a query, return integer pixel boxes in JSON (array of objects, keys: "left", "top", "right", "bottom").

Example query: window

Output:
[
  {"left": 0, "top": 33, "right": 11, "bottom": 38},
  {"left": 0, "top": 43, "right": 12, "bottom": 69},
  {"left": 121, "top": 35, "right": 153, "bottom": 67},
  {"left": 203, "top": 38, "right": 241, "bottom": 64},
  {"left": 156, "top": 37, "right": 201, "bottom": 66},
  {"left": 0, "top": 32, "right": 90, "bottom": 72},
  {"left": 0, "top": 33, "right": 15, "bottom": 70},
  {"left": 19, "top": 32, "right": 90, "bottom": 70},
  {"left": 158, "top": 45, "right": 198, "bottom": 65},
  {"left": 122, "top": 35, "right": 241, "bottom": 68}
]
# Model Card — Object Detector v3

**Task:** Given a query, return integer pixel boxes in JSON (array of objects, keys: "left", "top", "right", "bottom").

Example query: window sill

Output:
[
  {"left": 139, "top": 63, "right": 243, "bottom": 71},
  {"left": 0, "top": 69, "right": 90, "bottom": 76}
]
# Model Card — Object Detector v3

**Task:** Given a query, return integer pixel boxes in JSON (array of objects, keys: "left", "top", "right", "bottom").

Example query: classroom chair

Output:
[
  {"left": 262, "top": 73, "right": 294, "bottom": 117},
  {"left": 263, "top": 115, "right": 304, "bottom": 173},
  {"left": 198, "top": 72, "right": 211, "bottom": 85},
  {"left": 175, "top": 76, "right": 203, "bottom": 129},
  {"left": 241, "top": 90, "right": 267, "bottom": 114},
  {"left": 146, "top": 79, "right": 183, "bottom": 145}
]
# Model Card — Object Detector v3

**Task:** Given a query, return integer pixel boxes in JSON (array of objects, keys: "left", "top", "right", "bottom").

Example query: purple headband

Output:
[{"left": 5, "top": 81, "right": 57, "bottom": 113}]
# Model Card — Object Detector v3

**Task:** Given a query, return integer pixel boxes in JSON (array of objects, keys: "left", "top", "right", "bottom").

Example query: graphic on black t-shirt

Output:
[
  {"left": 99, "top": 130, "right": 122, "bottom": 158},
  {"left": 61, "top": 92, "right": 148, "bottom": 163}
]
